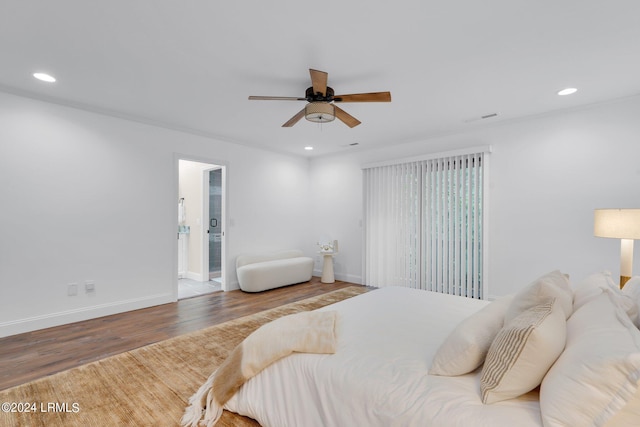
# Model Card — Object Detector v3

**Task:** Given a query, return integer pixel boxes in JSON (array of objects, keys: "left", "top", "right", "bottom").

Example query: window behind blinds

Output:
[{"left": 363, "top": 149, "right": 487, "bottom": 299}]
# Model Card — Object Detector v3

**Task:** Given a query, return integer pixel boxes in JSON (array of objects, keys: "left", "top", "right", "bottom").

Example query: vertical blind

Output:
[{"left": 363, "top": 150, "right": 487, "bottom": 299}]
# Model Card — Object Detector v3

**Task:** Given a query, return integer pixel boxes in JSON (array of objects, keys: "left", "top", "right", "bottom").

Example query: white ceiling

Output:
[{"left": 1, "top": 1, "right": 639, "bottom": 157}]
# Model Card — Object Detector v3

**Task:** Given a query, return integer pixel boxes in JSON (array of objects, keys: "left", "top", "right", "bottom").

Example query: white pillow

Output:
[
  {"left": 623, "top": 276, "right": 640, "bottom": 299},
  {"left": 622, "top": 276, "right": 640, "bottom": 300},
  {"left": 505, "top": 270, "right": 573, "bottom": 322},
  {"left": 429, "top": 295, "right": 514, "bottom": 376},
  {"left": 622, "top": 276, "right": 640, "bottom": 328},
  {"left": 480, "top": 298, "right": 566, "bottom": 404},
  {"left": 540, "top": 292, "right": 640, "bottom": 427},
  {"left": 573, "top": 271, "right": 638, "bottom": 325}
]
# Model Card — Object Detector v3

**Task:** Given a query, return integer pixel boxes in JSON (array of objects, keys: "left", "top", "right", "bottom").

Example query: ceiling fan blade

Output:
[
  {"left": 282, "top": 108, "right": 306, "bottom": 127},
  {"left": 334, "top": 92, "right": 391, "bottom": 103},
  {"left": 249, "top": 96, "right": 306, "bottom": 101},
  {"left": 334, "top": 105, "right": 361, "bottom": 128},
  {"left": 309, "top": 69, "right": 328, "bottom": 96}
]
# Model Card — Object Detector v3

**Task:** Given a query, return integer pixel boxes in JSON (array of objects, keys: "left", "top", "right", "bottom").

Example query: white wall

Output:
[
  {"left": 308, "top": 156, "right": 365, "bottom": 282},
  {"left": 3, "top": 89, "right": 639, "bottom": 337},
  {"left": 0, "top": 91, "right": 311, "bottom": 337},
  {"left": 309, "top": 96, "right": 640, "bottom": 297}
]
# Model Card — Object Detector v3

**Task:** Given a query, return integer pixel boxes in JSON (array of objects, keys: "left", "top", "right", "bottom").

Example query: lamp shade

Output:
[
  {"left": 305, "top": 102, "right": 335, "bottom": 123},
  {"left": 594, "top": 209, "right": 640, "bottom": 239}
]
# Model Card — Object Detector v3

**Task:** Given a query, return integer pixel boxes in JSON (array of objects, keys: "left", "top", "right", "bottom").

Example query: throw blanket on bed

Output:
[{"left": 181, "top": 310, "right": 339, "bottom": 427}]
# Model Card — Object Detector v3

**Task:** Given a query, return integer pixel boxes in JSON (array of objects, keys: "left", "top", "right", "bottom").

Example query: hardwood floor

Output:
[{"left": 0, "top": 277, "right": 367, "bottom": 391}]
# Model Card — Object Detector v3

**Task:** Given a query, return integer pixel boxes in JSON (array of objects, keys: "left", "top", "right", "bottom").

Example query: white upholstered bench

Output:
[{"left": 236, "top": 249, "right": 314, "bottom": 292}]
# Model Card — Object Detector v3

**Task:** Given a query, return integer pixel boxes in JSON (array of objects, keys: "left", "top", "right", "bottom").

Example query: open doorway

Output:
[{"left": 177, "top": 159, "right": 226, "bottom": 299}]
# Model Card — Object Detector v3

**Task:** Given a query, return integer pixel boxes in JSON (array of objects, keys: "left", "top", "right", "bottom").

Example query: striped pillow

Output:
[
  {"left": 505, "top": 270, "right": 573, "bottom": 322},
  {"left": 481, "top": 298, "right": 566, "bottom": 404}
]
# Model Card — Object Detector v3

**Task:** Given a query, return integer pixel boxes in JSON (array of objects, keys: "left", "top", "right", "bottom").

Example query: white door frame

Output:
[{"left": 201, "top": 165, "right": 226, "bottom": 290}]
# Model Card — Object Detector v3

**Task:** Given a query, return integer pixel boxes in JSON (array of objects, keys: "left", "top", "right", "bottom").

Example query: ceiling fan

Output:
[{"left": 248, "top": 69, "right": 391, "bottom": 128}]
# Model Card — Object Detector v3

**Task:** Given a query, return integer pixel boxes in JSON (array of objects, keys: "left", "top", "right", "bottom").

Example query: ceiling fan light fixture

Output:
[
  {"left": 305, "top": 102, "right": 335, "bottom": 123},
  {"left": 250, "top": 69, "right": 390, "bottom": 127}
]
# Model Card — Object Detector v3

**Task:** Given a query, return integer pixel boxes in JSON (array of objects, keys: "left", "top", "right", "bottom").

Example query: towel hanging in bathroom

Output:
[{"left": 178, "top": 199, "right": 186, "bottom": 224}]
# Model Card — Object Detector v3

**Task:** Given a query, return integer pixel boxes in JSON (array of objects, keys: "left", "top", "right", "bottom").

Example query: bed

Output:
[{"left": 190, "top": 270, "right": 640, "bottom": 427}]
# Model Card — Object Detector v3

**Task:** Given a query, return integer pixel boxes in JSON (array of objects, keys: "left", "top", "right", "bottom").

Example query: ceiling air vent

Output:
[{"left": 464, "top": 112, "right": 499, "bottom": 123}]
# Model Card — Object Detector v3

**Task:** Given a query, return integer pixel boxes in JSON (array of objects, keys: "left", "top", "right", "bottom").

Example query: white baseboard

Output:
[
  {"left": 312, "top": 270, "right": 362, "bottom": 285},
  {"left": 0, "top": 293, "right": 174, "bottom": 338},
  {"left": 225, "top": 280, "right": 240, "bottom": 291},
  {"left": 185, "top": 271, "right": 203, "bottom": 281}
]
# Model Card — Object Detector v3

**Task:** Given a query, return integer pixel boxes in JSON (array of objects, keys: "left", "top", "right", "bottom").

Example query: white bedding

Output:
[{"left": 225, "top": 287, "right": 542, "bottom": 427}]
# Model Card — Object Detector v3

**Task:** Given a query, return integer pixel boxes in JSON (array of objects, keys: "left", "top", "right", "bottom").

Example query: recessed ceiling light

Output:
[
  {"left": 33, "top": 72, "right": 56, "bottom": 83},
  {"left": 557, "top": 87, "right": 577, "bottom": 96},
  {"left": 304, "top": 146, "right": 314, "bottom": 151}
]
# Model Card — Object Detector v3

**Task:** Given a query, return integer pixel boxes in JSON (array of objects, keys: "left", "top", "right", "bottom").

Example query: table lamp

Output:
[{"left": 594, "top": 208, "right": 640, "bottom": 288}]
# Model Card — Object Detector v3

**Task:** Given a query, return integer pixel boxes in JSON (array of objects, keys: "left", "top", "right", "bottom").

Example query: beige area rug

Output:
[{"left": 0, "top": 286, "right": 368, "bottom": 427}]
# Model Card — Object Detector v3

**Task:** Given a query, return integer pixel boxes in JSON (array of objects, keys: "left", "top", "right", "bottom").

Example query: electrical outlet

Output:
[
  {"left": 67, "top": 283, "right": 78, "bottom": 296},
  {"left": 85, "top": 280, "right": 96, "bottom": 293}
]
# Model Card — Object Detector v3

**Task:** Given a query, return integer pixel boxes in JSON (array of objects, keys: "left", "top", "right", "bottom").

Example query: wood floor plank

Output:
[{"left": 0, "top": 277, "right": 367, "bottom": 391}]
